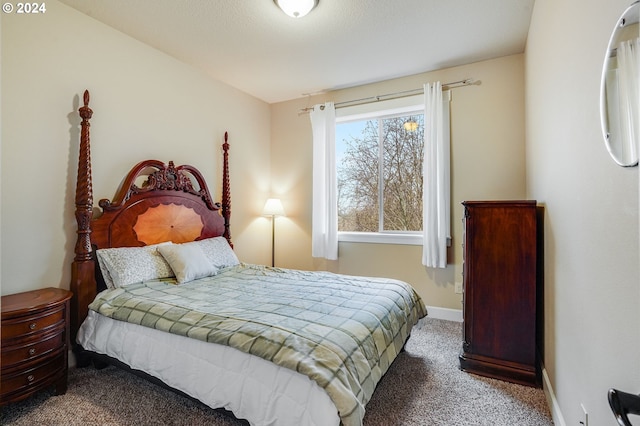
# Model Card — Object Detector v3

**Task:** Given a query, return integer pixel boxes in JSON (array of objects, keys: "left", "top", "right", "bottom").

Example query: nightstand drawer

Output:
[
  {"left": 0, "top": 351, "right": 66, "bottom": 399},
  {"left": 1, "top": 330, "right": 65, "bottom": 368},
  {"left": 1, "top": 307, "right": 65, "bottom": 340}
]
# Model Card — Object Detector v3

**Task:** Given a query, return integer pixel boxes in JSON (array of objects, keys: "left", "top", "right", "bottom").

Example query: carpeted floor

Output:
[{"left": 1, "top": 317, "right": 553, "bottom": 425}]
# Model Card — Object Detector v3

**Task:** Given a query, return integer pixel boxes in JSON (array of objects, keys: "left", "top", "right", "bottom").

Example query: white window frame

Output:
[{"left": 336, "top": 95, "right": 424, "bottom": 245}]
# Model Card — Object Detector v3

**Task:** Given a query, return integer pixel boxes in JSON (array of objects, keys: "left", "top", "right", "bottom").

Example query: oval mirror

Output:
[{"left": 600, "top": 1, "right": 639, "bottom": 167}]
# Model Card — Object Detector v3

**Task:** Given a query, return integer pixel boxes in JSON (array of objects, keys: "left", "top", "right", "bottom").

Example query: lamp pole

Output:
[
  {"left": 270, "top": 214, "right": 276, "bottom": 267},
  {"left": 262, "top": 198, "right": 285, "bottom": 268}
]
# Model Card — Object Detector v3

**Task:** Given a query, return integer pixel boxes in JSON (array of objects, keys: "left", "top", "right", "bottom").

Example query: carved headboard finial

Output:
[{"left": 79, "top": 90, "right": 93, "bottom": 121}]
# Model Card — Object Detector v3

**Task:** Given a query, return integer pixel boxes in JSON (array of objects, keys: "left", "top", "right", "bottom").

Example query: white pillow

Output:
[
  {"left": 194, "top": 237, "right": 240, "bottom": 268},
  {"left": 158, "top": 242, "right": 219, "bottom": 284},
  {"left": 96, "top": 242, "right": 174, "bottom": 289}
]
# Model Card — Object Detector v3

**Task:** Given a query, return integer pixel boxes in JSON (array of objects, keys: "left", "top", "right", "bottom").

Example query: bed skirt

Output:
[{"left": 77, "top": 311, "right": 340, "bottom": 426}]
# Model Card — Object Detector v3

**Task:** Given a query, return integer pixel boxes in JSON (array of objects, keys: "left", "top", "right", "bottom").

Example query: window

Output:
[
  {"left": 336, "top": 104, "right": 425, "bottom": 245},
  {"left": 311, "top": 89, "right": 450, "bottom": 255}
]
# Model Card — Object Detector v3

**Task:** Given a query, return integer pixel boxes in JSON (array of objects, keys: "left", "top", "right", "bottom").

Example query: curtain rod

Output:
[{"left": 299, "top": 78, "right": 478, "bottom": 113}]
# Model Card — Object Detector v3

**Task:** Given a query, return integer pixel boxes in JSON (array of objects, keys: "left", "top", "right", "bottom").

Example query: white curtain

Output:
[
  {"left": 616, "top": 37, "right": 640, "bottom": 163},
  {"left": 310, "top": 102, "right": 338, "bottom": 260},
  {"left": 422, "top": 82, "right": 451, "bottom": 268}
]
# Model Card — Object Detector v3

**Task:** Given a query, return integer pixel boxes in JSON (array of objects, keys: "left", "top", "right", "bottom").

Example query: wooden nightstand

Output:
[{"left": 1, "top": 287, "right": 73, "bottom": 405}]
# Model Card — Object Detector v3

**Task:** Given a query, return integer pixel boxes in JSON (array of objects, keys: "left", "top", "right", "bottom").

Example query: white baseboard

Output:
[
  {"left": 426, "top": 305, "right": 463, "bottom": 322},
  {"left": 542, "top": 366, "right": 567, "bottom": 426}
]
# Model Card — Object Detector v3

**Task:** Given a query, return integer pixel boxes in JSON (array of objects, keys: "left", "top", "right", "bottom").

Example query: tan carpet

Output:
[{"left": 1, "top": 317, "right": 553, "bottom": 425}]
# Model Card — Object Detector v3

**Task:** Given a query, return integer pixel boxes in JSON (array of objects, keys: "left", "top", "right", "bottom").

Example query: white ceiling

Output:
[{"left": 59, "top": 0, "right": 536, "bottom": 104}]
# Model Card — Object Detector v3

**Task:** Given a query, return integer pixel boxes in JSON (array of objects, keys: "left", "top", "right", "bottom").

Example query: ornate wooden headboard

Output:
[{"left": 69, "top": 90, "right": 231, "bottom": 340}]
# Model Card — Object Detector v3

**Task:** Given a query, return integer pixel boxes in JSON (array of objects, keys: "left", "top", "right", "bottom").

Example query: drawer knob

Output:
[
  {"left": 28, "top": 348, "right": 36, "bottom": 356},
  {"left": 27, "top": 374, "right": 34, "bottom": 383},
  {"left": 29, "top": 323, "right": 37, "bottom": 330}
]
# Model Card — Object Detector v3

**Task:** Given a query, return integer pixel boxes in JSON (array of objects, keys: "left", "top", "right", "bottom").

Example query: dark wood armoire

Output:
[{"left": 459, "top": 200, "right": 543, "bottom": 387}]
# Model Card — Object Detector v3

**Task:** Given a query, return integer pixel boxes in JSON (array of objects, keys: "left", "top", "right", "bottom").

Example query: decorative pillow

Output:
[
  {"left": 96, "top": 242, "right": 174, "bottom": 289},
  {"left": 194, "top": 236, "right": 240, "bottom": 268},
  {"left": 158, "top": 242, "right": 218, "bottom": 284}
]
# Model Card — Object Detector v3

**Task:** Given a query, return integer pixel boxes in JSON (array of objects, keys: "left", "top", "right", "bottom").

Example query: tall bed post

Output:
[
  {"left": 222, "top": 132, "right": 232, "bottom": 247},
  {"left": 70, "top": 90, "right": 97, "bottom": 342}
]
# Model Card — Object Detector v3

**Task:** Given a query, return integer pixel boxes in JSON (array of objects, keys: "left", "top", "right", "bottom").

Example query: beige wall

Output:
[
  {"left": 270, "top": 54, "right": 527, "bottom": 310},
  {"left": 1, "top": 1, "right": 273, "bottom": 296},
  {"left": 527, "top": 0, "right": 640, "bottom": 425}
]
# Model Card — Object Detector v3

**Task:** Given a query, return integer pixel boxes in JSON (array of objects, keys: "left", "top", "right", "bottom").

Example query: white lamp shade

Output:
[
  {"left": 263, "top": 198, "right": 286, "bottom": 216},
  {"left": 274, "top": 0, "right": 318, "bottom": 18}
]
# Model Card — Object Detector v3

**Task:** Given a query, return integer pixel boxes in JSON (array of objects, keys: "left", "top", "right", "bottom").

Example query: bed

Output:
[{"left": 70, "top": 90, "right": 427, "bottom": 426}]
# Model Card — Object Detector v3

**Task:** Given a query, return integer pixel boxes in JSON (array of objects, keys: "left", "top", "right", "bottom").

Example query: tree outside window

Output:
[{"left": 336, "top": 112, "right": 424, "bottom": 234}]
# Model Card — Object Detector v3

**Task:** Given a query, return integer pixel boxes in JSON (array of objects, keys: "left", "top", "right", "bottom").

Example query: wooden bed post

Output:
[
  {"left": 222, "top": 132, "right": 232, "bottom": 247},
  {"left": 70, "top": 90, "right": 97, "bottom": 343}
]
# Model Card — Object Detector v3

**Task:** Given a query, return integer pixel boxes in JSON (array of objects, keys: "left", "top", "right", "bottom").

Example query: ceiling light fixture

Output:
[
  {"left": 403, "top": 119, "right": 419, "bottom": 132},
  {"left": 274, "top": 0, "right": 319, "bottom": 18}
]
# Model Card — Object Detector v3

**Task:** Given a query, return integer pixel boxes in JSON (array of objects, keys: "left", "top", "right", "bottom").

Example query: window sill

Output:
[{"left": 338, "top": 232, "right": 423, "bottom": 246}]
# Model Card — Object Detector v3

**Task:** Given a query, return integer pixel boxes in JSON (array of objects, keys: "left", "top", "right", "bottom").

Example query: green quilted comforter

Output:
[{"left": 89, "top": 264, "right": 427, "bottom": 426}]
